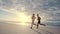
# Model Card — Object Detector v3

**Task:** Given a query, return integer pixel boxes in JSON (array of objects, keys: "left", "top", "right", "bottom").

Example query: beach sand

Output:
[{"left": 0, "top": 22, "right": 60, "bottom": 34}]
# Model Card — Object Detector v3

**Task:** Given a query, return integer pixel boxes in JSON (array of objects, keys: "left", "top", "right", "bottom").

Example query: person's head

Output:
[
  {"left": 32, "top": 14, "right": 35, "bottom": 16},
  {"left": 37, "top": 14, "right": 39, "bottom": 17}
]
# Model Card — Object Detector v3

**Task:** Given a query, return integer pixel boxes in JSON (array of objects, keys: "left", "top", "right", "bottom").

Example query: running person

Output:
[
  {"left": 37, "top": 14, "right": 46, "bottom": 29},
  {"left": 31, "top": 14, "right": 36, "bottom": 29}
]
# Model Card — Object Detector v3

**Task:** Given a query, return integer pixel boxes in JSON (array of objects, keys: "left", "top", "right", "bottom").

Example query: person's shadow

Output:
[
  {"left": 31, "top": 28, "right": 41, "bottom": 34},
  {"left": 39, "top": 28, "right": 54, "bottom": 34},
  {"left": 31, "top": 28, "right": 54, "bottom": 34}
]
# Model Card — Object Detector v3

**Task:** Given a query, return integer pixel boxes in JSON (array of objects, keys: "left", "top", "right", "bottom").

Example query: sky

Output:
[{"left": 0, "top": 0, "right": 60, "bottom": 23}]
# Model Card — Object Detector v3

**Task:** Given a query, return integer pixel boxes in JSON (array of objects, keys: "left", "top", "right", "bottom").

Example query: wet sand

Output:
[{"left": 0, "top": 22, "right": 60, "bottom": 34}]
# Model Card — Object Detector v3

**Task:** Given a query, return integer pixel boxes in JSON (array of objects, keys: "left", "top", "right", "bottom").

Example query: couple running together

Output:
[{"left": 31, "top": 14, "right": 46, "bottom": 29}]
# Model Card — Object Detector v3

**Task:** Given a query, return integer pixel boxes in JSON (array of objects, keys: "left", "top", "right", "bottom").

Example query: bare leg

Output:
[
  {"left": 31, "top": 24, "right": 33, "bottom": 29},
  {"left": 36, "top": 23, "right": 39, "bottom": 29},
  {"left": 31, "top": 20, "right": 34, "bottom": 29},
  {"left": 40, "top": 23, "right": 46, "bottom": 26},
  {"left": 39, "top": 21, "right": 46, "bottom": 26}
]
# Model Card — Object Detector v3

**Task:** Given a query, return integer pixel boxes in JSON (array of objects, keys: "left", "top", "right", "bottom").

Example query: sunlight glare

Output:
[
  {"left": 20, "top": 23, "right": 27, "bottom": 25},
  {"left": 17, "top": 12, "right": 31, "bottom": 25}
]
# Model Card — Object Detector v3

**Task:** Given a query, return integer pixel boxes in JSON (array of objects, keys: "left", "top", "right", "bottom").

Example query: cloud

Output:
[
  {"left": 0, "top": 8, "right": 17, "bottom": 21},
  {"left": 0, "top": 0, "right": 60, "bottom": 22}
]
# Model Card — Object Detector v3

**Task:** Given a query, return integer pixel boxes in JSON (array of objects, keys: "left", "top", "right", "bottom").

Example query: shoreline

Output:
[{"left": 0, "top": 22, "right": 60, "bottom": 34}]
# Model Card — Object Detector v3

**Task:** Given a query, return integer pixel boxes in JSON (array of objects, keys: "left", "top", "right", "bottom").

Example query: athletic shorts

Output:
[{"left": 38, "top": 21, "right": 40, "bottom": 24}]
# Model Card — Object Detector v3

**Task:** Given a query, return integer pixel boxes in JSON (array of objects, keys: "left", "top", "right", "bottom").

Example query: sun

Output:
[
  {"left": 19, "top": 13, "right": 28, "bottom": 23},
  {"left": 17, "top": 12, "right": 31, "bottom": 25},
  {"left": 17, "top": 12, "right": 30, "bottom": 23}
]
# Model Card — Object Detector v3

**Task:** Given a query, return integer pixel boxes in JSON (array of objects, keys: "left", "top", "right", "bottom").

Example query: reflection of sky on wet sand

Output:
[{"left": 0, "top": 21, "right": 60, "bottom": 34}]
